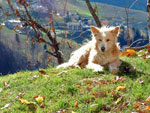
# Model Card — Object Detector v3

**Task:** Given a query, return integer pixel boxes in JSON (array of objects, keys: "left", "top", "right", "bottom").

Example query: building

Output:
[{"left": 67, "top": 22, "right": 83, "bottom": 32}]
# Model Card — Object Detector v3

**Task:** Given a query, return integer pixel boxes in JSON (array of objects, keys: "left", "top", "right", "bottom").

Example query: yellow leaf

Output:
[
  {"left": 115, "top": 97, "right": 122, "bottom": 104},
  {"left": 126, "top": 49, "right": 136, "bottom": 55},
  {"left": 116, "top": 86, "right": 126, "bottom": 91},
  {"left": 18, "top": 98, "right": 31, "bottom": 104},
  {"left": 35, "top": 96, "right": 44, "bottom": 103}
]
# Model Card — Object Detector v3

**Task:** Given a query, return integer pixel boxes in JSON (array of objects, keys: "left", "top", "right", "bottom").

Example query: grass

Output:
[{"left": 0, "top": 56, "right": 150, "bottom": 113}]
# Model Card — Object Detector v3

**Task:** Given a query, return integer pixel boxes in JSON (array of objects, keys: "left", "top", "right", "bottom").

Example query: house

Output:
[{"left": 67, "top": 22, "right": 83, "bottom": 32}]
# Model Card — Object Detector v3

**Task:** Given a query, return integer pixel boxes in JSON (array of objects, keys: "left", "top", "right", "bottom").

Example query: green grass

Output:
[{"left": 0, "top": 56, "right": 150, "bottom": 113}]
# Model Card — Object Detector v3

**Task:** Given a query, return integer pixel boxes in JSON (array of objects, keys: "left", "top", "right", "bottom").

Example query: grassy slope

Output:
[{"left": 0, "top": 56, "right": 150, "bottom": 112}]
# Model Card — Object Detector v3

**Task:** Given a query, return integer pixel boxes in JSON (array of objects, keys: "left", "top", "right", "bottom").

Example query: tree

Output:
[
  {"left": 85, "top": 0, "right": 101, "bottom": 28},
  {"left": 7, "top": 0, "right": 64, "bottom": 64}
]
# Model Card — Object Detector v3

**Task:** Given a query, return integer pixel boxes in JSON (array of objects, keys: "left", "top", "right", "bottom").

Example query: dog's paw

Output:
[{"left": 93, "top": 67, "right": 104, "bottom": 73}]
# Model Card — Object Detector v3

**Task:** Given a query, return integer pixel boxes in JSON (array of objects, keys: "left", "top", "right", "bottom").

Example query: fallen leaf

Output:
[
  {"left": 74, "top": 101, "right": 78, "bottom": 107},
  {"left": 144, "top": 96, "right": 150, "bottom": 105},
  {"left": 115, "top": 96, "right": 123, "bottom": 104},
  {"left": 85, "top": 80, "right": 93, "bottom": 84},
  {"left": 146, "top": 105, "right": 150, "bottom": 110},
  {"left": 40, "top": 102, "right": 45, "bottom": 108},
  {"left": 86, "top": 86, "right": 92, "bottom": 92},
  {"left": 39, "top": 70, "right": 46, "bottom": 75},
  {"left": 116, "top": 86, "right": 126, "bottom": 92},
  {"left": 18, "top": 98, "right": 31, "bottom": 104},
  {"left": 76, "top": 84, "right": 81, "bottom": 88},
  {"left": 35, "top": 96, "right": 44, "bottom": 103},
  {"left": 134, "top": 103, "right": 140, "bottom": 109}
]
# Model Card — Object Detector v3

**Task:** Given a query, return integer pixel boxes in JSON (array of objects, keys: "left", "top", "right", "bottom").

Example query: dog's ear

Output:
[
  {"left": 111, "top": 26, "right": 120, "bottom": 37},
  {"left": 90, "top": 26, "right": 99, "bottom": 36}
]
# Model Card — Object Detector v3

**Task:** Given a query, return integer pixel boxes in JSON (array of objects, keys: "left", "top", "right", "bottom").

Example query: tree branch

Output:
[{"left": 85, "top": 0, "right": 101, "bottom": 28}]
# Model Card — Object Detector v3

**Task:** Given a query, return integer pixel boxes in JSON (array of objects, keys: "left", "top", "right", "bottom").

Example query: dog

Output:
[{"left": 57, "top": 26, "right": 121, "bottom": 73}]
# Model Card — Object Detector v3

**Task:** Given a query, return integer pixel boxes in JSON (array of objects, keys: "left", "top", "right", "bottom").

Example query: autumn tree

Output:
[{"left": 6, "top": 0, "right": 64, "bottom": 64}]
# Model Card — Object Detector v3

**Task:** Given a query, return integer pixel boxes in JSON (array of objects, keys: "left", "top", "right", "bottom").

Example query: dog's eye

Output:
[
  {"left": 99, "top": 39, "right": 102, "bottom": 41},
  {"left": 106, "top": 39, "right": 110, "bottom": 42}
]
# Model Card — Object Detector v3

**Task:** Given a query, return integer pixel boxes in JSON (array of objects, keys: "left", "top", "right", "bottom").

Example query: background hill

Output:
[{"left": 89, "top": 0, "right": 147, "bottom": 12}]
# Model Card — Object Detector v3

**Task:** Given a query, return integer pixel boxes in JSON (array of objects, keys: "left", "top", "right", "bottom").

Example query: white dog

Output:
[{"left": 57, "top": 26, "right": 121, "bottom": 73}]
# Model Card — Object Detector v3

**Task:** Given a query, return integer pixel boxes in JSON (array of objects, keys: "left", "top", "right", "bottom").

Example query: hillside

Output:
[
  {"left": 56, "top": 0, "right": 147, "bottom": 29},
  {"left": 89, "top": 0, "right": 146, "bottom": 12},
  {"left": 0, "top": 26, "right": 80, "bottom": 75},
  {"left": 1, "top": 54, "right": 150, "bottom": 112}
]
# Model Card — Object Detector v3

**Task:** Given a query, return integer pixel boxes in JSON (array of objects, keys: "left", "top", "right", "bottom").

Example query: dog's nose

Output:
[{"left": 101, "top": 46, "right": 105, "bottom": 52}]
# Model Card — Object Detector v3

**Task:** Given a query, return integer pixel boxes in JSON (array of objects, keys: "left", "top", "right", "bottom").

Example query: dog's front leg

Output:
[{"left": 86, "top": 63, "right": 103, "bottom": 72}]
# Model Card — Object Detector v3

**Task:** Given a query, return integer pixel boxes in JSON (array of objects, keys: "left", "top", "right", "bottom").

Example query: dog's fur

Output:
[{"left": 57, "top": 26, "right": 121, "bottom": 73}]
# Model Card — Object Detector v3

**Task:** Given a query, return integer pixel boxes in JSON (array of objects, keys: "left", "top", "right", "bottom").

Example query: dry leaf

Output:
[
  {"left": 14, "top": 25, "right": 18, "bottom": 32},
  {"left": 116, "top": 86, "right": 126, "bottom": 91},
  {"left": 76, "top": 84, "right": 81, "bottom": 88},
  {"left": 94, "top": 7, "right": 98, "bottom": 12},
  {"left": 74, "top": 101, "right": 78, "bottom": 107},
  {"left": 115, "top": 96, "right": 122, "bottom": 104},
  {"left": 144, "top": 96, "right": 150, "bottom": 105},
  {"left": 86, "top": 86, "right": 92, "bottom": 92},
  {"left": 40, "top": 102, "right": 45, "bottom": 108},
  {"left": 39, "top": 70, "right": 46, "bottom": 75}
]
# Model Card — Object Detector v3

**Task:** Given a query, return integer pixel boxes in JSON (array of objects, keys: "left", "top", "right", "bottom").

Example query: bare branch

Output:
[{"left": 85, "top": 0, "right": 101, "bottom": 28}]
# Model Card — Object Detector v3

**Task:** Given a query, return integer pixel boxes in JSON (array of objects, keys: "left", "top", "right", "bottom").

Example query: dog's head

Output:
[{"left": 91, "top": 26, "right": 120, "bottom": 53}]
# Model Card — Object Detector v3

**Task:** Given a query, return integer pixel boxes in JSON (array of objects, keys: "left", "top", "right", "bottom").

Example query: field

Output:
[{"left": 1, "top": 55, "right": 150, "bottom": 112}]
